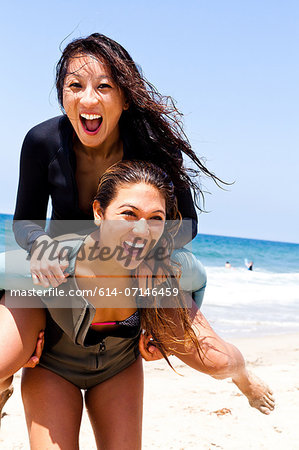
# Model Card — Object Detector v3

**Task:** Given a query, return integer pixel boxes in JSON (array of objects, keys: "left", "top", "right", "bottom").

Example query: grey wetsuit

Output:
[
  {"left": 39, "top": 312, "right": 140, "bottom": 389},
  {"left": 37, "top": 236, "right": 140, "bottom": 390}
]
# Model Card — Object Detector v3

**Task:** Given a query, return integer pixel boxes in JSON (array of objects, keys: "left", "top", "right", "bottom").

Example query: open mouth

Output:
[
  {"left": 123, "top": 240, "right": 147, "bottom": 257},
  {"left": 80, "top": 113, "right": 103, "bottom": 134}
]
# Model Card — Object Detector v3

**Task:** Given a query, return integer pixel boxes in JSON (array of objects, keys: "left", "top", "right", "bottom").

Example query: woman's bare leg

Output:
[
  {"left": 85, "top": 357, "right": 143, "bottom": 450},
  {"left": 21, "top": 366, "right": 83, "bottom": 450},
  {"left": 0, "top": 293, "right": 45, "bottom": 417}
]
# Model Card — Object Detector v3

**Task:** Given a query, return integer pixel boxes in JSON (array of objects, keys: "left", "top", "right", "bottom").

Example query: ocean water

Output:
[
  {"left": 193, "top": 233, "right": 299, "bottom": 274},
  {"left": 192, "top": 234, "right": 299, "bottom": 338},
  {"left": 1, "top": 214, "right": 298, "bottom": 338}
]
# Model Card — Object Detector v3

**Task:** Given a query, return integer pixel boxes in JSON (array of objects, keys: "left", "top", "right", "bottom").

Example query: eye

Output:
[
  {"left": 121, "top": 210, "right": 137, "bottom": 218},
  {"left": 98, "top": 83, "right": 112, "bottom": 89},
  {"left": 150, "top": 216, "right": 164, "bottom": 221},
  {"left": 69, "top": 82, "right": 81, "bottom": 88}
]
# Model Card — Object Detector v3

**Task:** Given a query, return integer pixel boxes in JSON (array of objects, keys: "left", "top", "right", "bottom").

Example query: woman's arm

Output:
[
  {"left": 166, "top": 301, "right": 246, "bottom": 379},
  {"left": 13, "top": 128, "right": 50, "bottom": 252},
  {"left": 12, "top": 125, "right": 69, "bottom": 287},
  {"left": 139, "top": 301, "right": 244, "bottom": 378},
  {"left": 140, "top": 299, "right": 275, "bottom": 414}
]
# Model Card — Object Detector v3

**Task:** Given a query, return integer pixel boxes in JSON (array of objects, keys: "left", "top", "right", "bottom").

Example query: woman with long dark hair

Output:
[
  {"left": 2, "top": 160, "right": 274, "bottom": 448},
  {"left": 13, "top": 33, "right": 215, "bottom": 293},
  {"left": 0, "top": 35, "right": 274, "bottom": 437}
]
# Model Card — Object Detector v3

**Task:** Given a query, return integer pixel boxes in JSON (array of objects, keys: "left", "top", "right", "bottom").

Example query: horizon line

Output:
[{"left": 1, "top": 212, "right": 298, "bottom": 246}]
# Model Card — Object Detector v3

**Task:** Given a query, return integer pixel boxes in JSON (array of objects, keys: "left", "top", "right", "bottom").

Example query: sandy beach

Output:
[{"left": 1, "top": 333, "right": 298, "bottom": 449}]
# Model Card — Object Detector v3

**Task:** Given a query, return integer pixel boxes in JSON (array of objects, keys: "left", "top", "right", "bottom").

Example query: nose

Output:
[
  {"left": 80, "top": 86, "right": 98, "bottom": 108},
  {"left": 132, "top": 218, "right": 150, "bottom": 238}
]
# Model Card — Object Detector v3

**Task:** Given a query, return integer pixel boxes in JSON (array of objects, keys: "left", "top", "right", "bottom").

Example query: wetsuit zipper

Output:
[
  {"left": 99, "top": 340, "right": 106, "bottom": 352},
  {"left": 96, "top": 339, "right": 106, "bottom": 368}
]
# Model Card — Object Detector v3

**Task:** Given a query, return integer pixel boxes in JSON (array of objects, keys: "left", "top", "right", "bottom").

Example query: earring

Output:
[{"left": 94, "top": 218, "right": 101, "bottom": 227}]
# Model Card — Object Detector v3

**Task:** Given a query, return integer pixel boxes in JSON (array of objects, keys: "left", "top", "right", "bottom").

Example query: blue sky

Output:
[{"left": 1, "top": 1, "right": 298, "bottom": 243}]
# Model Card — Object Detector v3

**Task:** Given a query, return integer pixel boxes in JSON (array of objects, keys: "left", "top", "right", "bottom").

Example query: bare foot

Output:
[
  {"left": 233, "top": 370, "right": 275, "bottom": 415},
  {"left": 0, "top": 385, "right": 14, "bottom": 426}
]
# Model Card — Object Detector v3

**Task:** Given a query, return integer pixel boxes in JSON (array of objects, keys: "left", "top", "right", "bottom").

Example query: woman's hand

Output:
[
  {"left": 30, "top": 236, "right": 69, "bottom": 288},
  {"left": 138, "top": 333, "right": 164, "bottom": 361},
  {"left": 23, "top": 331, "right": 45, "bottom": 368}
]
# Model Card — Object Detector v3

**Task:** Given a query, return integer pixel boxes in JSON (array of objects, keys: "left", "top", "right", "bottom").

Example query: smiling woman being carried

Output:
[{"left": 1, "top": 160, "right": 274, "bottom": 448}]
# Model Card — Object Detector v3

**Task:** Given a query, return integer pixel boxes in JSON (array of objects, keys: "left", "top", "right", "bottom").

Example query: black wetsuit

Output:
[{"left": 13, "top": 115, "right": 197, "bottom": 252}]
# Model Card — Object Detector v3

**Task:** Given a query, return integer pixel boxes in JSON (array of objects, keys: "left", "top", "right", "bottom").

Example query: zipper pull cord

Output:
[{"left": 99, "top": 340, "right": 106, "bottom": 352}]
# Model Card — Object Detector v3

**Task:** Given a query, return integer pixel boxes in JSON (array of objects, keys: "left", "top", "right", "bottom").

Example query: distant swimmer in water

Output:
[
  {"left": 225, "top": 261, "right": 231, "bottom": 269},
  {"left": 245, "top": 260, "right": 254, "bottom": 271}
]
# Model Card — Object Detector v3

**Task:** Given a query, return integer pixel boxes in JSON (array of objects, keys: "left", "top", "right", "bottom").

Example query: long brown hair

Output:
[
  {"left": 56, "top": 33, "right": 226, "bottom": 210},
  {"left": 94, "top": 160, "right": 203, "bottom": 366}
]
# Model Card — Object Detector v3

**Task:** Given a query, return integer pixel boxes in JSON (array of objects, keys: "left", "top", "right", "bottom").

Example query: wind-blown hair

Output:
[
  {"left": 94, "top": 160, "right": 203, "bottom": 367},
  {"left": 56, "top": 33, "right": 224, "bottom": 209}
]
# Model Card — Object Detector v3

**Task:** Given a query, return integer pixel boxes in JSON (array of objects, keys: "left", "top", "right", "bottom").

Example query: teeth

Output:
[
  {"left": 124, "top": 241, "right": 145, "bottom": 249},
  {"left": 80, "top": 113, "right": 102, "bottom": 120}
]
